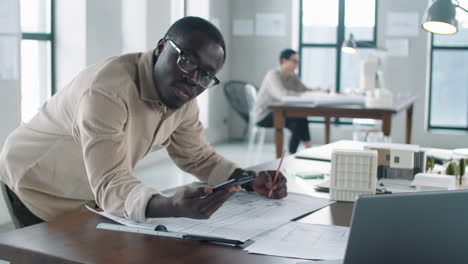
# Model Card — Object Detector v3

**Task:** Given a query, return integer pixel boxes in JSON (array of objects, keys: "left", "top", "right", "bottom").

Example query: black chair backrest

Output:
[{"left": 223, "top": 80, "right": 258, "bottom": 123}]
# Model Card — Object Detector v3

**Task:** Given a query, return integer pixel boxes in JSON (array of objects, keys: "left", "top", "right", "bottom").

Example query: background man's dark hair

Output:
[
  {"left": 165, "top": 16, "right": 226, "bottom": 61},
  {"left": 279, "top": 49, "right": 297, "bottom": 64}
]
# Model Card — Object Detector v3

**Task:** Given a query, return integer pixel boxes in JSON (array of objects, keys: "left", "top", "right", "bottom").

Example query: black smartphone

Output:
[{"left": 211, "top": 171, "right": 257, "bottom": 192}]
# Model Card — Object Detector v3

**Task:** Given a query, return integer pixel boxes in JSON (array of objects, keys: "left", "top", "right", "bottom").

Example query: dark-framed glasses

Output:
[
  {"left": 289, "top": 58, "right": 300, "bottom": 64},
  {"left": 166, "top": 38, "right": 220, "bottom": 89}
]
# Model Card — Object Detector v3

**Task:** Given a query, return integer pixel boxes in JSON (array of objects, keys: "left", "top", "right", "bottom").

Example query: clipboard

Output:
[
  {"left": 97, "top": 223, "right": 243, "bottom": 246},
  {"left": 88, "top": 205, "right": 243, "bottom": 245}
]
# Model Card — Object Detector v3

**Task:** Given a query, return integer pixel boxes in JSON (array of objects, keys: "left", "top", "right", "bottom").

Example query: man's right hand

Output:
[{"left": 146, "top": 185, "right": 240, "bottom": 219}]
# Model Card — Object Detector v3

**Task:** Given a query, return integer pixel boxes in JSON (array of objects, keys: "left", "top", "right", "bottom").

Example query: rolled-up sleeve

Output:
[
  {"left": 166, "top": 103, "right": 240, "bottom": 186},
  {"left": 73, "top": 90, "right": 159, "bottom": 222}
]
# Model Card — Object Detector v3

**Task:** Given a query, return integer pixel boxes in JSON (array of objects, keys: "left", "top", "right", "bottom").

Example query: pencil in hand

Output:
[{"left": 268, "top": 151, "right": 286, "bottom": 198}]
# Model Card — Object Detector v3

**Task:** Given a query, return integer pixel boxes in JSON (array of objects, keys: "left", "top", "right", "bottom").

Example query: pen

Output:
[{"left": 269, "top": 150, "right": 286, "bottom": 198}]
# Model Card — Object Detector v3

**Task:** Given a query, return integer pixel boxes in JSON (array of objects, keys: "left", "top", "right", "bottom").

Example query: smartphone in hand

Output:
[{"left": 212, "top": 171, "right": 257, "bottom": 192}]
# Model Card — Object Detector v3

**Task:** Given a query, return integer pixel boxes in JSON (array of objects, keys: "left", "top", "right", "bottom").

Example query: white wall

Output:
[
  {"left": 55, "top": 0, "right": 86, "bottom": 90},
  {"left": 146, "top": 0, "right": 172, "bottom": 48},
  {"left": 0, "top": 80, "right": 21, "bottom": 225},
  {"left": 204, "top": 0, "right": 232, "bottom": 143},
  {"left": 86, "top": 0, "right": 122, "bottom": 65},
  {"left": 56, "top": 0, "right": 122, "bottom": 89},
  {"left": 0, "top": 1, "right": 21, "bottom": 225},
  {"left": 121, "top": 0, "right": 147, "bottom": 54}
]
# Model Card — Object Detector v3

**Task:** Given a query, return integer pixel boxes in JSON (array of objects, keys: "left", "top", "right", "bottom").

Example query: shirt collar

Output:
[
  {"left": 138, "top": 50, "right": 182, "bottom": 116},
  {"left": 138, "top": 49, "right": 161, "bottom": 104}
]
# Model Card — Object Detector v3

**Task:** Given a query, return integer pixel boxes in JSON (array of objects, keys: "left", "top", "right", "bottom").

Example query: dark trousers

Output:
[
  {"left": 257, "top": 112, "right": 311, "bottom": 154},
  {"left": 4, "top": 185, "right": 44, "bottom": 228}
]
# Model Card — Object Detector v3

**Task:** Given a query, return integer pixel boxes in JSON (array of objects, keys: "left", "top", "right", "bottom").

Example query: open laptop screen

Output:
[{"left": 344, "top": 190, "right": 468, "bottom": 264}]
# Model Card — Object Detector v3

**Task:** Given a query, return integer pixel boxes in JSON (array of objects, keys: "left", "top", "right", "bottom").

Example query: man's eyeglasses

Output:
[
  {"left": 289, "top": 58, "right": 299, "bottom": 64},
  {"left": 166, "top": 38, "right": 220, "bottom": 89}
]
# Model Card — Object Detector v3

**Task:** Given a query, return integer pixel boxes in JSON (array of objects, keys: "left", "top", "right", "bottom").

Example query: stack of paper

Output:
[
  {"left": 282, "top": 92, "right": 365, "bottom": 106},
  {"left": 90, "top": 191, "right": 334, "bottom": 242}
]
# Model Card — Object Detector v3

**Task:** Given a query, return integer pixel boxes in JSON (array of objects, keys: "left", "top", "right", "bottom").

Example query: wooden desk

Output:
[
  {"left": 0, "top": 157, "right": 352, "bottom": 264},
  {"left": 270, "top": 96, "right": 417, "bottom": 157}
]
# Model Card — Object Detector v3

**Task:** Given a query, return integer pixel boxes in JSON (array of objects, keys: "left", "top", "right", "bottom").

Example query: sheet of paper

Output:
[
  {"left": 0, "top": 36, "right": 18, "bottom": 80},
  {"left": 424, "top": 147, "right": 466, "bottom": 161},
  {"left": 233, "top": 19, "right": 254, "bottom": 36},
  {"left": 246, "top": 222, "right": 349, "bottom": 260},
  {"left": 0, "top": 0, "right": 19, "bottom": 33},
  {"left": 146, "top": 192, "right": 333, "bottom": 241},
  {"left": 255, "top": 13, "right": 285, "bottom": 36},
  {"left": 295, "top": 140, "right": 366, "bottom": 161},
  {"left": 411, "top": 173, "right": 456, "bottom": 190},
  {"left": 365, "top": 142, "right": 421, "bottom": 152},
  {"left": 386, "top": 12, "right": 419, "bottom": 37},
  {"left": 385, "top": 39, "right": 409, "bottom": 57},
  {"left": 87, "top": 205, "right": 161, "bottom": 230},
  {"left": 89, "top": 191, "right": 333, "bottom": 242}
]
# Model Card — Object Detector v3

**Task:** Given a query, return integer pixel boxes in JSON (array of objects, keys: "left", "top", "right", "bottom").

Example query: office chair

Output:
[
  {"left": 223, "top": 80, "right": 288, "bottom": 164},
  {"left": 0, "top": 183, "right": 21, "bottom": 229}
]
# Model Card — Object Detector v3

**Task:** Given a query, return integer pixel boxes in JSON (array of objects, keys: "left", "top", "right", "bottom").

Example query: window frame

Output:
[
  {"left": 298, "top": 0, "right": 378, "bottom": 125},
  {"left": 299, "top": 0, "right": 378, "bottom": 93},
  {"left": 21, "top": 0, "right": 55, "bottom": 95},
  {"left": 427, "top": 34, "right": 468, "bottom": 131}
]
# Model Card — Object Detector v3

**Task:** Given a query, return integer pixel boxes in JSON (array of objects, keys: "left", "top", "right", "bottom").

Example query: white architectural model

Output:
[
  {"left": 364, "top": 143, "right": 426, "bottom": 180},
  {"left": 330, "top": 149, "right": 378, "bottom": 202}
]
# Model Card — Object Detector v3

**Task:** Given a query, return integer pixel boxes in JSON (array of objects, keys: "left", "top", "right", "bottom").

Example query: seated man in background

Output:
[
  {"left": 0, "top": 16, "right": 287, "bottom": 228},
  {"left": 253, "top": 49, "right": 317, "bottom": 154}
]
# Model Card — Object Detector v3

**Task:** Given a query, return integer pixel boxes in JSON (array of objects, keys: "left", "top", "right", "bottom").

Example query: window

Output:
[
  {"left": 428, "top": 0, "right": 468, "bottom": 131},
  {"left": 20, "top": 0, "right": 54, "bottom": 122},
  {"left": 299, "top": 0, "right": 377, "bottom": 93},
  {"left": 171, "top": 0, "right": 186, "bottom": 23}
]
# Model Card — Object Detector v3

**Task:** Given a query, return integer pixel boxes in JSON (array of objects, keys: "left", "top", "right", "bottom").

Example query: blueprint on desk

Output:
[
  {"left": 246, "top": 222, "right": 349, "bottom": 260},
  {"left": 89, "top": 191, "right": 334, "bottom": 242}
]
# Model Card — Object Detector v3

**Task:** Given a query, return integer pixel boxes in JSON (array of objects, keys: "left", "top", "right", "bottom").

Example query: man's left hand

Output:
[{"left": 249, "top": 170, "right": 287, "bottom": 199}]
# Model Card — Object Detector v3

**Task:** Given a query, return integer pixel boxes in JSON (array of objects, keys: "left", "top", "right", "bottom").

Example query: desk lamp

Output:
[
  {"left": 422, "top": 0, "right": 468, "bottom": 34},
  {"left": 341, "top": 33, "right": 358, "bottom": 54},
  {"left": 341, "top": 33, "right": 386, "bottom": 54}
]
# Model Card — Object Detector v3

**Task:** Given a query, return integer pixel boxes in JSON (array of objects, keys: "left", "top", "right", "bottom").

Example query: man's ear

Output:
[{"left": 155, "top": 38, "right": 165, "bottom": 57}]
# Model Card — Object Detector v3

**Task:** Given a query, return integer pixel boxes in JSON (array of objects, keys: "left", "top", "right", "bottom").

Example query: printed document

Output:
[
  {"left": 89, "top": 191, "right": 333, "bottom": 242},
  {"left": 246, "top": 222, "right": 349, "bottom": 260}
]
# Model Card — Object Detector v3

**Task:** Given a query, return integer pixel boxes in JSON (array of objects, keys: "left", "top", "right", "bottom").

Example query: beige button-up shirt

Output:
[
  {"left": 0, "top": 50, "right": 239, "bottom": 222},
  {"left": 253, "top": 69, "right": 307, "bottom": 122}
]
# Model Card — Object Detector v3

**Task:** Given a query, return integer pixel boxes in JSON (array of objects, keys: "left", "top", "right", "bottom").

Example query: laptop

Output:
[{"left": 312, "top": 190, "right": 468, "bottom": 264}]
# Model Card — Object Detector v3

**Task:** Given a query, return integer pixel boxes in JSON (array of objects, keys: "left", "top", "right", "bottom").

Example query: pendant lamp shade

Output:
[{"left": 422, "top": 0, "right": 459, "bottom": 34}]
